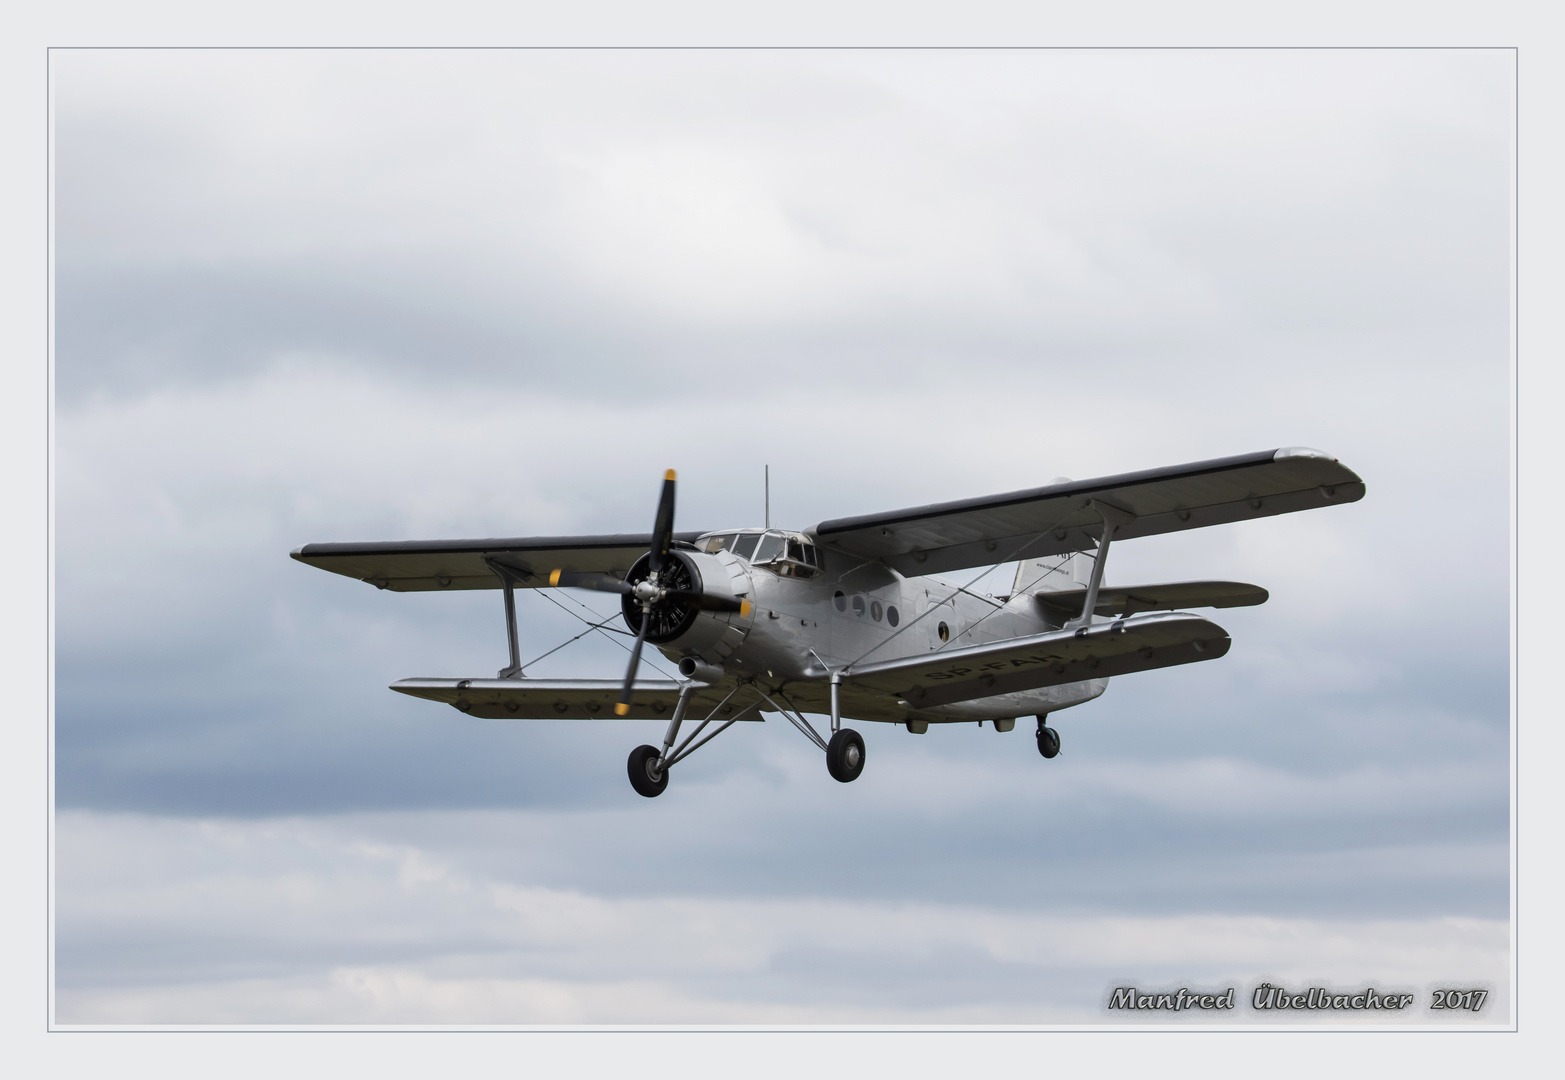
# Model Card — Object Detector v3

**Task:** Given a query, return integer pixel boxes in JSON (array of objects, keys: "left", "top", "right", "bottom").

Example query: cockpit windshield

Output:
[{"left": 696, "top": 530, "right": 821, "bottom": 577}]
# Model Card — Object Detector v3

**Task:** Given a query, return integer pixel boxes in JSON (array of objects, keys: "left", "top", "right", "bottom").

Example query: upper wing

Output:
[
  {"left": 811, "top": 447, "right": 1363, "bottom": 576},
  {"left": 291, "top": 532, "right": 703, "bottom": 591},
  {"left": 844, "top": 611, "right": 1231, "bottom": 709},
  {"left": 391, "top": 677, "right": 749, "bottom": 719}
]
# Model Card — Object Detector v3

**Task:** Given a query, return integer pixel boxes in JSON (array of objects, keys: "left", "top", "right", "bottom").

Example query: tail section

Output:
[{"left": 1013, "top": 549, "right": 1093, "bottom": 596}]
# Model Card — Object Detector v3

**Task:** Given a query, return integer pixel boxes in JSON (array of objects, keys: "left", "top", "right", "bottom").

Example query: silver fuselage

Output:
[{"left": 654, "top": 533, "right": 1106, "bottom": 725}]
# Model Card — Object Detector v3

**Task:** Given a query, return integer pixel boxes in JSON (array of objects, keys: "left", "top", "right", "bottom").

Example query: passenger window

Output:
[
  {"left": 852, "top": 595, "right": 866, "bottom": 617},
  {"left": 732, "top": 533, "right": 760, "bottom": 560},
  {"left": 754, "top": 533, "right": 783, "bottom": 563},
  {"left": 937, "top": 621, "right": 950, "bottom": 642},
  {"left": 871, "top": 601, "right": 883, "bottom": 622},
  {"left": 887, "top": 606, "right": 900, "bottom": 627},
  {"left": 834, "top": 591, "right": 846, "bottom": 612}
]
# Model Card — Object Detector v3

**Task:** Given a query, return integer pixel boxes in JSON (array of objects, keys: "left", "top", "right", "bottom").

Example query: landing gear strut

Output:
[
  {"left": 760, "top": 685, "right": 865, "bottom": 784},
  {"left": 1035, "top": 715, "right": 1061, "bottom": 759},
  {"left": 625, "top": 682, "right": 758, "bottom": 798}
]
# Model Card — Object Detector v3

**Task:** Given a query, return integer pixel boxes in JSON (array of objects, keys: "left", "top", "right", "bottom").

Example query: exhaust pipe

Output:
[{"left": 678, "top": 657, "right": 725, "bottom": 685}]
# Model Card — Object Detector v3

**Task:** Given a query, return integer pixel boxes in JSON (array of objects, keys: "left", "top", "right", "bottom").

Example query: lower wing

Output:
[
  {"left": 844, "top": 611, "right": 1231, "bottom": 709},
  {"left": 390, "top": 677, "right": 753, "bottom": 720}
]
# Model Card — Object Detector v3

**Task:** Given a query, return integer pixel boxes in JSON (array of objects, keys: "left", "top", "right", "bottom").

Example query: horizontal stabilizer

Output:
[
  {"left": 845, "top": 611, "right": 1231, "bottom": 709},
  {"left": 1030, "top": 580, "right": 1268, "bottom": 619},
  {"left": 390, "top": 677, "right": 752, "bottom": 721}
]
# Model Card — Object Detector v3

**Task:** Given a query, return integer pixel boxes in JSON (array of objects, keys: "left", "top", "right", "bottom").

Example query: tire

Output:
[
  {"left": 1036, "top": 725, "right": 1061, "bottom": 759},
  {"left": 826, "top": 728, "right": 866, "bottom": 783},
  {"left": 627, "top": 744, "right": 669, "bottom": 797}
]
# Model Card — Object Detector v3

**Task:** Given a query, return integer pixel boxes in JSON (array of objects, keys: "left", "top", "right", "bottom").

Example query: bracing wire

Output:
[
  {"left": 516, "top": 612, "right": 623, "bottom": 672},
  {"left": 529, "top": 587, "right": 682, "bottom": 679},
  {"left": 838, "top": 504, "right": 1095, "bottom": 670}
]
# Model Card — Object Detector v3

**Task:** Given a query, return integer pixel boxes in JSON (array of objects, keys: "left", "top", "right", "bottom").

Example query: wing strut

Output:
[
  {"left": 484, "top": 557, "right": 529, "bottom": 679},
  {"left": 1069, "top": 501, "right": 1136, "bottom": 631}
]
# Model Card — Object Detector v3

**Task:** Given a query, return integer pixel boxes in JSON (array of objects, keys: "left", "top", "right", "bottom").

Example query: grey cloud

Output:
[
  {"left": 53, "top": 50, "right": 1510, "bottom": 403},
  {"left": 52, "top": 810, "right": 1509, "bottom": 1023},
  {"left": 51, "top": 47, "right": 1513, "bottom": 1021}
]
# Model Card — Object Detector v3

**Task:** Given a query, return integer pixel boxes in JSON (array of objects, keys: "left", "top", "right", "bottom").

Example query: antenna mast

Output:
[{"left": 765, "top": 465, "right": 770, "bottom": 529}]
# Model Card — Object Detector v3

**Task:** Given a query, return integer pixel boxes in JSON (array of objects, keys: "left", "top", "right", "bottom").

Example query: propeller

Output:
[
  {"left": 616, "top": 469, "right": 678, "bottom": 716},
  {"left": 547, "top": 470, "right": 751, "bottom": 717},
  {"left": 547, "top": 570, "right": 630, "bottom": 595}
]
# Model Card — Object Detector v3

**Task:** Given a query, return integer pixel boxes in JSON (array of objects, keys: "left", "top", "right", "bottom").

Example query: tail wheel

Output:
[
  {"left": 826, "top": 728, "right": 866, "bottom": 783},
  {"left": 627, "top": 744, "right": 669, "bottom": 797},
  {"left": 1036, "top": 725, "right": 1061, "bottom": 759}
]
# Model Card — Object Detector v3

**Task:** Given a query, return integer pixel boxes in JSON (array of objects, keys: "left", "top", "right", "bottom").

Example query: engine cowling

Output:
[{"left": 619, "top": 549, "right": 753, "bottom": 661}]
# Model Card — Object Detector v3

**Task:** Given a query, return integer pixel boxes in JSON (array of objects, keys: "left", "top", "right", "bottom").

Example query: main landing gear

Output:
[
  {"left": 822, "top": 672, "right": 864, "bottom": 783},
  {"left": 1036, "top": 714, "right": 1061, "bottom": 759},
  {"left": 623, "top": 680, "right": 866, "bottom": 797}
]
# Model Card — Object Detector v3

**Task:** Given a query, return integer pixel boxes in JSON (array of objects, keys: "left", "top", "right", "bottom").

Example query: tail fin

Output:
[
  {"left": 1013, "top": 549, "right": 1093, "bottom": 596},
  {"left": 1012, "top": 476, "right": 1094, "bottom": 597}
]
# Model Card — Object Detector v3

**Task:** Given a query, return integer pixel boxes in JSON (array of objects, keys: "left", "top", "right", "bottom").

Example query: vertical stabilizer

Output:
[
  {"left": 1013, "top": 549, "right": 1093, "bottom": 595},
  {"left": 1012, "top": 476, "right": 1097, "bottom": 596}
]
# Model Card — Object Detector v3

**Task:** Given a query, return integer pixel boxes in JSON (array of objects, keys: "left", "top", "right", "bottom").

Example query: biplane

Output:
[{"left": 292, "top": 448, "right": 1364, "bottom": 796}]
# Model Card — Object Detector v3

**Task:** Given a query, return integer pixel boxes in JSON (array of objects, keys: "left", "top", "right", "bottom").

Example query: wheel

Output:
[
  {"left": 627, "top": 744, "right": 669, "bottom": 797},
  {"left": 1036, "top": 725, "right": 1061, "bottom": 759},
  {"left": 826, "top": 728, "right": 866, "bottom": 783}
]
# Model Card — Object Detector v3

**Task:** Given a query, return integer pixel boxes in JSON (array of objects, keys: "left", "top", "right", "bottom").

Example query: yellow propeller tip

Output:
[
  {"left": 739, "top": 599, "right": 752, "bottom": 616},
  {"left": 548, "top": 569, "right": 561, "bottom": 586},
  {"left": 664, "top": 469, "right": 677, "bottom": 481},
  {"left": 614, "top": 702, "right": 630, "bottom": 716}
]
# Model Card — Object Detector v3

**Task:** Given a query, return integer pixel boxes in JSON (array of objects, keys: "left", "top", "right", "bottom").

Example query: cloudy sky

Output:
[{"left": 51, "top": 47, "right": 1513, "bottom": 1026}]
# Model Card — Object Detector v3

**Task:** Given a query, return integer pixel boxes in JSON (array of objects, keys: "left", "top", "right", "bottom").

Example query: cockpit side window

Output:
[
  {"left": 699, "top": 534, "right": 732, "bottom": 554},
  {"left": 753, "top": 532, "right": 784, "bottom": 563},
  {"left": 786, "top": 538, "right": 805, "bottom": 562}
]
